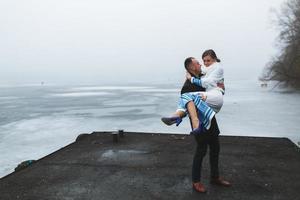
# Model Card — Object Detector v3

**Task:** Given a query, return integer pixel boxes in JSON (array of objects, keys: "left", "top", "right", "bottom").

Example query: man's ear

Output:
[{"left": 187, "top": 69, "right": 195, "bottom": 76}]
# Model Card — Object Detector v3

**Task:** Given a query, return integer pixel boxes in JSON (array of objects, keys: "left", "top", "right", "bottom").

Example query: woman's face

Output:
[{"left": 202, "top": 55, "right": 215, "bottom": 67}]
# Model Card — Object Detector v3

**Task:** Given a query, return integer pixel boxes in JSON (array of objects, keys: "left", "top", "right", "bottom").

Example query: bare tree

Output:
[{"left": 260, "top": 0, "right": 300, "bottom": 88}]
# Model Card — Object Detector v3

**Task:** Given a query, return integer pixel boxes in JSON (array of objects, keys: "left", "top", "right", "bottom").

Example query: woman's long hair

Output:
[{"left": 202, "top": 49, "right": 221, "bottom": 62}]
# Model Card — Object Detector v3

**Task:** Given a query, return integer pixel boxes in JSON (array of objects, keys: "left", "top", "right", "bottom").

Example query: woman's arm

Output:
[
  {"left": 190, "top": 76, "right": 202, "bottom": 86},
  {"left": 187, "top": 66, "right": 224, "bottom": 89},
  {"left": 186, "top": 71, "right": 204, "bottom": 87}
]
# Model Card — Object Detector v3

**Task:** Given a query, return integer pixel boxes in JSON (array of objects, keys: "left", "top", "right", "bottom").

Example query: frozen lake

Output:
[{"left": 1, "top": 80, "right": 300, "bottom": 177}]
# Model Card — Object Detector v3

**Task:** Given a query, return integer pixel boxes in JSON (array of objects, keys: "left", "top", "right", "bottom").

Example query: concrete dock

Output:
[{"left": 0, "top": 131, "right": 299, "bottom": 200}]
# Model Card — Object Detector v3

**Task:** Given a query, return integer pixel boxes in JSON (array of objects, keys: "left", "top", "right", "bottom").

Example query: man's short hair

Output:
[{"left": 184, "top": 57, "right": 194, "bottom": 70}]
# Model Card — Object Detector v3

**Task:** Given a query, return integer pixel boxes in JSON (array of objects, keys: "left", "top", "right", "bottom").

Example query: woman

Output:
[{"left": 162, "top": 49, "right": 225, "bottom": 134}]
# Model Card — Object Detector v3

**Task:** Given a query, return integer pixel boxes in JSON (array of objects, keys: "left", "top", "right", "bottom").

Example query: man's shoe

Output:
[
  {"left": 161, "top": 116, "right": 182, "bottom": 126},
  {"left": 192, "top": 182, "right": 207, "bottom": 193},
  {"left": 210, "top": 177, "right": 231, "bottom": 187}
]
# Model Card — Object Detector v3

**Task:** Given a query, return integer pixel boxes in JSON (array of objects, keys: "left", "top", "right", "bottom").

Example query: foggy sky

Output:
[{"left": 0, "top": 0, "right": 286, "bottom": 86}]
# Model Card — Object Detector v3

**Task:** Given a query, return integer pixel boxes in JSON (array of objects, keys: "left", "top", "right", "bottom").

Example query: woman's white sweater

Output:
[{"left": 191, "top": 62, "right": 225, "bottom": 94}]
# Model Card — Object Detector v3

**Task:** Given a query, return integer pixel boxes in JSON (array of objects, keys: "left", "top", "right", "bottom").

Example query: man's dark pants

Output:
[
  {"left": 180, "top": 79, "right": 221, "bottom": 182},
  {"left": 192, "top": 116, "right": 220, "bottom": 182}
]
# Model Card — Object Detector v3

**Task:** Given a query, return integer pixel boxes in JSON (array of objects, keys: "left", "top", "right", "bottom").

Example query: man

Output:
[{"left": 181, "top": 57, "right": 231, "bottom": 193}]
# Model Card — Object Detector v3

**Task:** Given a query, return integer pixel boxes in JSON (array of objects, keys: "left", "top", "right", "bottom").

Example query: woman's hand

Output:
[{"left": 186, "top": 71, "right": 192, "bottom": 81}]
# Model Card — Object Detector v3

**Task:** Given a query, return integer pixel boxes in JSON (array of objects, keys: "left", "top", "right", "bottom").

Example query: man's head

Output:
[{"left": 184, "top": 57, "right": 201, "bottom": 76}]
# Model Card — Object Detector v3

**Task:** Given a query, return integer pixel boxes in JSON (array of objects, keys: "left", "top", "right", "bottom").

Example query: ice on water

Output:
[{"left": 0, "top": 81, "right": 300, "bottom": 177}]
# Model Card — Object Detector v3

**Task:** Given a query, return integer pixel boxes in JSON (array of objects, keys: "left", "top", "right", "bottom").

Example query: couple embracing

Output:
[{"left": 161, "top": 49, "right": 231, "bottom": 193}]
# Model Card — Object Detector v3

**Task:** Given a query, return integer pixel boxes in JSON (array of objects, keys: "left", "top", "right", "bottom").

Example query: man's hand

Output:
[
  {"left": 200, "top": 93, "right": 207, "bottom": 101},
  {"left": 217, "top": 82, "right": 225, "bottom": 90},
  {"left": 186, "top": 71, "right": 192, "bottom": 81}
]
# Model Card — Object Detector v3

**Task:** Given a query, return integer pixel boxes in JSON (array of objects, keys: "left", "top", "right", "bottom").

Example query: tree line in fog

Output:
[{"left": 260, "top": 0, "right": 300, "bottom": 89}]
